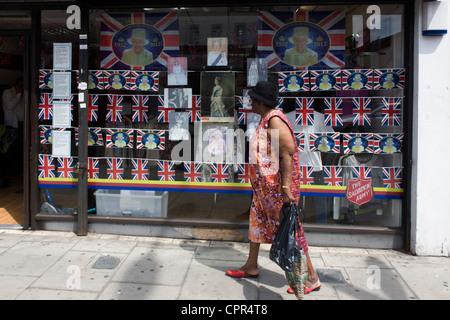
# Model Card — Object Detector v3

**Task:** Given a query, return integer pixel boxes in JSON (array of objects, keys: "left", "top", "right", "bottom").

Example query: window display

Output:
[{"left": 37, "top": 4, "right": 406, "bottom": 229}]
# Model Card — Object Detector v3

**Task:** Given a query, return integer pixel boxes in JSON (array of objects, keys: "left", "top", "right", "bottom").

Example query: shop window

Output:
[{"left": 38, "top": 4, "right": 407, "bottom": 228}]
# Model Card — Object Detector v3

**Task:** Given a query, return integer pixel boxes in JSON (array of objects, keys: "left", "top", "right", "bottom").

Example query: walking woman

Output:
[{"left": 226, "top": 81, "right": 321, "bottom": 295}]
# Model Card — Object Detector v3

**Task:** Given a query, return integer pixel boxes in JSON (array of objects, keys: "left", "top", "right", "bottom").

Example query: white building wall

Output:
[{"left": 411, "top": 0, "right": 450, "bottom": 256}]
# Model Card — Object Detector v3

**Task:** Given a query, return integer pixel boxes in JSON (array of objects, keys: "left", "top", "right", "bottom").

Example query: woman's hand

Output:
[{"left": 281, "top": 187, "right": 295, "bottom": 206}]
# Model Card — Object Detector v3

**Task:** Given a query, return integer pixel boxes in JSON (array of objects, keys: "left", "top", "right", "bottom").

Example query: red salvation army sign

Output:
[{"left": 346, "top": 178, "right": 374, "bottom": 206}]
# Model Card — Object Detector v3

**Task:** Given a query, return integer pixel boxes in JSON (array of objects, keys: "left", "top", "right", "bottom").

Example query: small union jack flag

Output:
[
  {"left": 131, "top": 159, "right": 149, "bottom": 181},
  {"left": 157, "top": 160, "right": 176, "bottom": 181},
  {"left": 373, "top": 133, "right": 403, "bottom": 155},
  {"left": 188, "top": 95, "right": 202, "bottom": 123},
  {"left": 136, "top": 130, "right": 165, "bottom": 150},
  {"left": 310, "top": 70, "right": 341, "bottom": 91},
  {"left": 129, "top": 71, "right": 159, "bottom": 91},
  {"left": 352, "top": 98, "right": 372, "bottom": 126},
  {"left": 295, "top": 98, "right": 315, "bottom": 126},
  {"left": 300, "top": 166, "right": 315, "bottom": 185},
  {"left": 157, "top": 95, "right": 175, "bottom": 123},
  {"left": 39, "top": 70, "right": 52, "bottom": 89},
  {"left": 324, "top": 98, "right": 343, "bottom": 127},
  {"left": 106, "top": 158, "right": 124, "bottom": 180},
  {"left": 210, "top": 163, "right": 230, "bottom": 183},
  {"left": 276, "top": 97, "right": 285, "bottom": 110},
  {"left": 342, "top": 69, "right": 373, "bottom": 90},
  {"left": 183, "top": 162, "right": 202, "bottom": 182},
  {"left": 39, "top": 93, "right": 53, "bottom": 120},
  {"left": 88, "top": 95, "right": 99, "bottom": 121},
  {"left": 323, "top": 166, "right": 343, "bottom": 186},
  {"left": 88, "top": 70, "right": 104, "bottom": 90},
  {"left": 57, "top": 157, "right": 74, "bottom": 178},
  {"left": 38, "top": 154, "right": 56, "bottom": 178},
  {"left": 106, "top": 129, "right": 134, "bottom": 148},
  {"left": 131, "top": 95, "right": 149, "bottom": 122},
  {"left": 106, "top": 95, "right": 123, "bottom": 122},
  {"left": 295, "top": 132, "right": 306, "bottom": 152},
  {"left": 88, "top": 158, "right": 100, "bottom": 179},
  {"left": 103, "top": 70, "right": 130, "bottom": 90},
  {"left": 342, "top": 133, "right": 373, "bottom": 154},
  {"left": 278, "top": 71, "right": 309, "bottom": 92},
  {"left": 373, "top": 68, "right": 405, "bottom": 90},
  {"left": 310, "top": 133, "right": 340, "bottom": 153},
  {"left": 75, "top": 127, "right": 104, "bottom": 146},
  {"left": 352, "top": 166, "right": 372, "bottom": 179},
  {"left": 381, "top": 98, "right": 402, "bottom": 127},
  {"left": 237, "top": 163, "right": 250, "bottom": 183},
  {"left": 382, "top": 167, "right": 403, "bottom": 189}
]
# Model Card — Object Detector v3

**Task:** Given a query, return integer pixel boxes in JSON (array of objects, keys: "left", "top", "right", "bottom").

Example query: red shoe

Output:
[
  {"left": 287, "top": 280, "right": 321, "bottom": 295},
  {"left": 226, "top": 269, "right": 259, "bottom": 278}
]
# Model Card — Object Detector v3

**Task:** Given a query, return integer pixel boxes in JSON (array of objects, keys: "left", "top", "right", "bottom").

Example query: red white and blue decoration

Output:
[
  {"left": 300, "top": 166, "right": 315, "bottom": 185},
  {"left": 88, "top": 158, "right": 100, "bottom": 179},
  {"left": 131, "top": 95, "right": 149, "bottom": 122},
  {"left": 309, "top": 133, "right": 340, "bottom": 153},
  {"left": 210, "top": 163, "right": 230, "bottom": 183},
  {"left": 342, "top": 133, "right": 373, "bottom": 154},
  {"left": 131, "top": 159, "right": 149, "bottom": 181},
  {"left": 310, "top": 70, "right": 341, "bottom": 91},
  {"left": 136, "top": 130, "right": 165, "bottom": 150},
  {"left": 323, "top": 166, "right": 343, "bottom": 186},
  {"left": 342, "top": 69, "right": 373, "bottom": 90},
  {"left": 381, "top": 98, "right": 402, "bottom": 127},
  {"left": 382, "top": 167, "right": 403, "bottom": 189},
  {"left": 373, "top": 68, "right": 405, "bottom": 90},
  {"left": 106, "top": 95, "right": 123, "bottom": 122},
  {"left": 278, "top": 71, "right": 309, "bottom": 92},
  {"left": 129, "top": 71, "right": 159, "bottom": 91},
  {"left": 38, "top": 154, "right": 56, "bottom": 178},
  {"left": 157, "top": 160, "right": 176, "bottom": 181},
  {"left": 183, "top": 162, "right": 203, "bottom": 182},
  {"left": 373, "top": 133, "right": 403, "bottom": 155},
  {"left": 106, "top": 158, "right": 124, "bottom": 180},
  {"left": 295, "top": 97, "right": 314, "bottom": 126},
  {"left": 352, "top": 97, "right": 372, "bottom": 126},
  {"left": 57, "top": 157, "right": 75, "bottom": 179},
  {"left": 88, "top": 94, "right": 99, "bottom": 122},
  {"left": 324, "top": 98, "right": 343, "bottom": 127},
  {"left": 106, "top": 129, "right": 134, "bottom": 148}
]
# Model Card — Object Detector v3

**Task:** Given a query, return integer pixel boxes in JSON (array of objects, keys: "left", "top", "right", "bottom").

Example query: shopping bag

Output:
[
  {"left": 269, "top": 203, "right": 300, "bottom": 272},
  {"left": 285, "top": 245, "right": 308, "bottom": 300}
]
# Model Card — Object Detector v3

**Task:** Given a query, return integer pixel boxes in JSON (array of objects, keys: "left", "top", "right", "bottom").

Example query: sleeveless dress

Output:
[{"left": 248, "top": 109, "right": 308, "bottom": 253}]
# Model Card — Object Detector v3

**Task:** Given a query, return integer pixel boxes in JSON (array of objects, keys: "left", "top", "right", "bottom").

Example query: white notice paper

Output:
[
  {"left": 52, "top": 131, "right": 71, "bottom": 158},
  {"left": 53, "top": 72, "right": 72, "bottom": 99},
  {"left": 52, "top": 101, "right": 72, "bottom": 128},
  {"left": 53, "top": 43, "right": 72, "bottom": 70}
]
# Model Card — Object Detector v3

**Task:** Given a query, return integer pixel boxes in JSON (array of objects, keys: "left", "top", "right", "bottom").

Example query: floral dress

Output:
[{"left": 248, "top": 109, "right": 308, "bottom": 253}]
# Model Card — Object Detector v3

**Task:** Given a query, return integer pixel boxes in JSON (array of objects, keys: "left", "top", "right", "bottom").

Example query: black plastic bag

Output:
[{"left": 269, "top": 203, "right": 300, "bottom": 272}]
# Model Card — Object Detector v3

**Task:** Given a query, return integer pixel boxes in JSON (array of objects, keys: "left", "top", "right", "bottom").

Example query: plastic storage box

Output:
[{"left": 94, "top": 189, "right": 168, "bottom": 217}]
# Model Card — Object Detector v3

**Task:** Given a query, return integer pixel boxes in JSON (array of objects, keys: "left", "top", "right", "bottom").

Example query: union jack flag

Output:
[
  {"left": 381, "top": 98, "right": 402, "bottom": 127},
  {"left": 237, "top": 108, "right": 255, "bottom": 125},
  {"left": 373, "top": 133, "right": 403, "bottom": 155},
  {"left": 88, "top": 70, "right": 104, "bottom": 90},
  {"left": 310, "top": 133, "right": 340, "bottom": 153},
  {"left": 75, "top": 127, "right": 104, "bottom": 146},
  {"left": 342, "top": 69, "right": 373, "bottom": 90},
  {"left": 106, "top": 158, "right": 124, "bottom": 180},
  {"left": 382, "top": 167, "right": 403, "bottom": 189},
  {"left": 188, "top": 95, "right": 202, "bottom": 123},
  {"left": 57, "top": 157, "right": 74, "bottom": 179},
  {"left": 136, "top": 129, "right": 165, "bottom": 150},
  {"left": 276, "top": 97, "right": 285, "bottom": 110},
  {"left": 106, "top": 129, "right": 134, "bottom": 148},
  {"left": 278, "top": 71, "right": 309, "bottom": 92},
  {"left": 39, "top": 93, "right": 53, "bottom": 120},
  {"left": 131, "top": 159, "right": 149, "bottom": 181},
  {"left": 373, "top": 68, "right": 405, "bottom": 90},
  {"left": 324, "top": 98, "right": 343, "bottom": 127},
  {"left": 88, "top": 95, "right": 99, "bottom": 121},
  {"left": 352, "top": 166, "right": 372, "bottom": 179},
  {"left": 39, "top": 126, "right": 64, "bottom": 144},
  {"left": 257, "top": 11, "right": 345, "bottom": 70},
  {"left": 103, "top": 70, "right": 130, "bottom": 90},
  {"left": 88, "top": 158, "right": 100, "bottom": 179},
  {"left": 352, "top": 98, "right": 372, "bottom": 126},
  {"left": 323, "top": 166, "right": 343, "bottom": 186},
  {"left": 131, "top": 95, "right": 149, "bottom": 122},
  {"left": 295, "top": 98, "right": 314, "bottom": 126},
  {"left": 183, "top": 162, "right": 202, "bottom": 182},
  {"left": 210, "top": 163, "right": 230, "bottom": 183},
  {"left": 157, "top": 160, "right": 176, "bottom": 181},
  {"left": 157, "top": 95, "right": 175, "bottom": 123},
  {"left": 106, "top": 95, "right": 123, "bottom": 122},
  {"left": 39, "top": 70, "right": 52, "bottom": 89},
  {"left": 129, "top": 71, "right": 159, "bottom": 91},
  {"left": 300, "top": 166, "right": 315, "bottom": 185},
  {"left": 237, "top": 163, "right": 250, "bottom": 183},
  {"left": 38, "top": 154, "right": 55, "bottom": 178},
  {"left": 310, "top": 70, "right": 341, "bottom": 91},
  {"left": 342, "top": 133, "right": 373, "bottom": 154},
  {"left": 295, "top": 132, "right": 306, "bottom": 152},
  {"left": 100, "top": 12, "right": 179, "bottom": 70}
]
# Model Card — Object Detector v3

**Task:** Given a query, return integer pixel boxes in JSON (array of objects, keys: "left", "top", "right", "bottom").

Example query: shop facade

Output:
[{"left": 1, "top": 0, "right": 447, "bottom": 255}]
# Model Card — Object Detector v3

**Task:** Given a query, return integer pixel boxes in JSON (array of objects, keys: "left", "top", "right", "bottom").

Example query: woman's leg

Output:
[{"left": 240, "top": 241, "right": 260, "bottom": 276}]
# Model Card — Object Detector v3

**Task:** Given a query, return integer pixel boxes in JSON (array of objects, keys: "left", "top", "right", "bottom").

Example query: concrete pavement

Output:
[{"left": 0, "top": 229, "right": 449, "bottom": 300}]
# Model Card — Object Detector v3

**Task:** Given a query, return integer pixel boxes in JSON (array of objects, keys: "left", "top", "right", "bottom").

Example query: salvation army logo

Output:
[
  {"left": 273, "top": 22, "right": 330, "bottom": 68},
  {"left": 142, "top": 133, "right": 160, "bottom": 149},
  {"left": 112, "top": 24, "right": 164, "bottom": 67}
]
